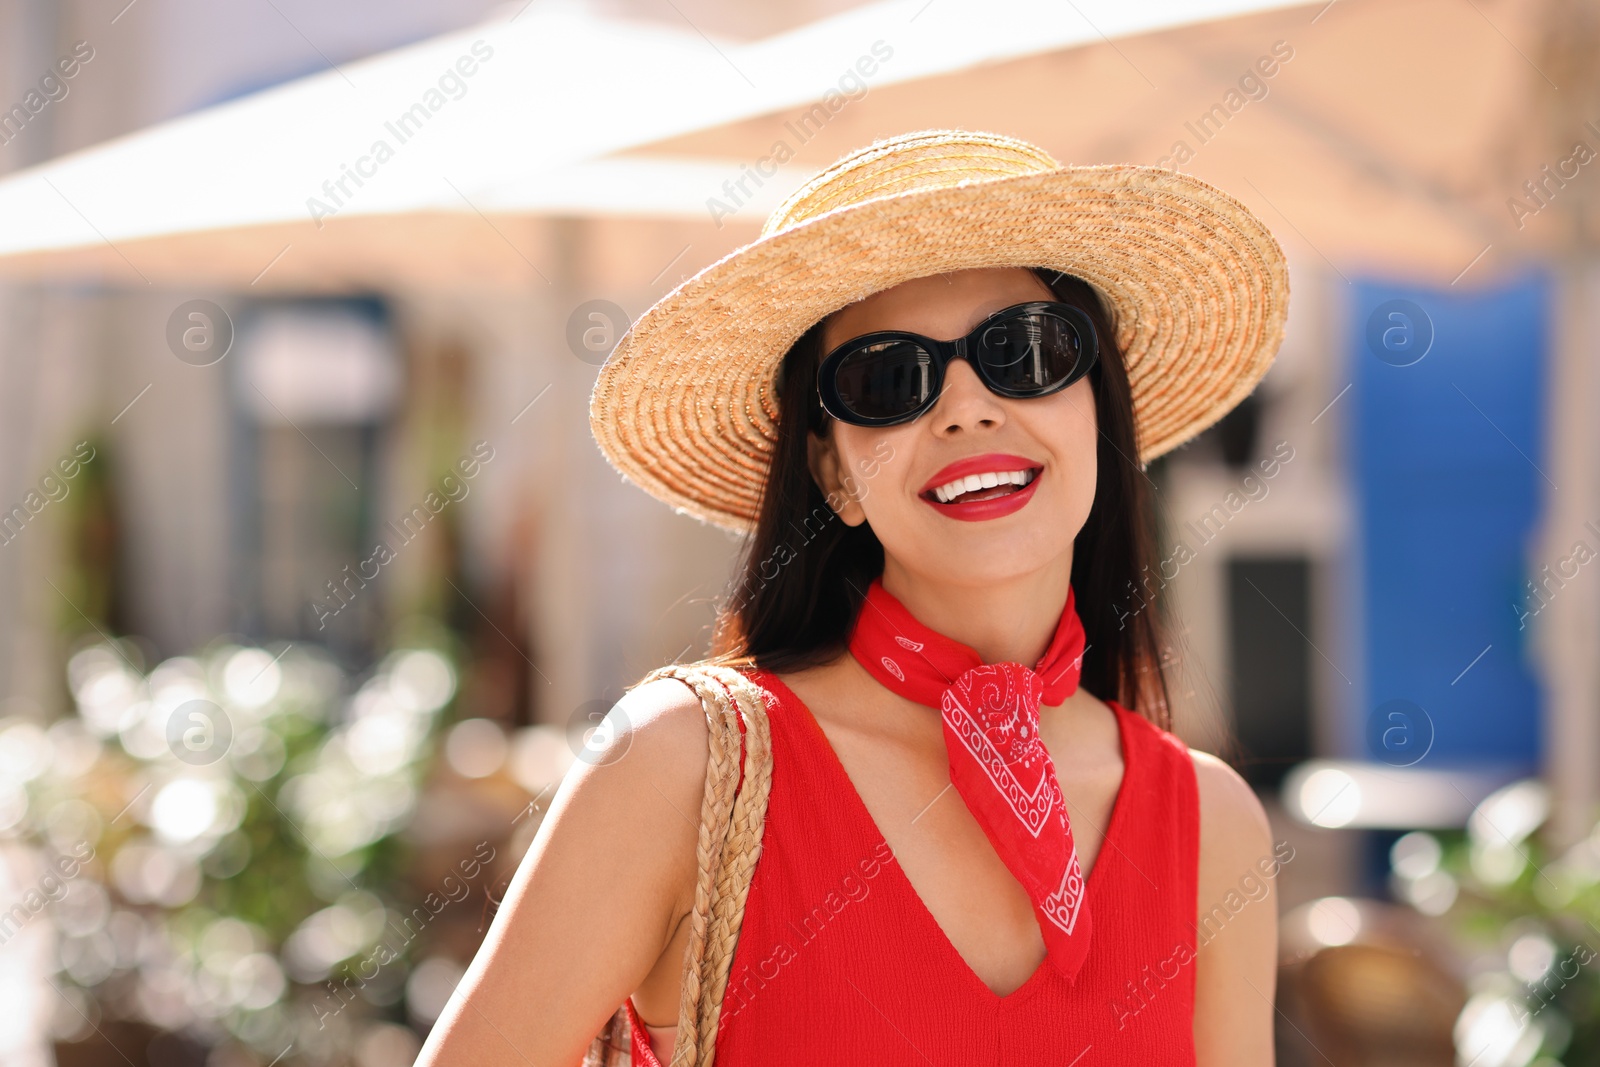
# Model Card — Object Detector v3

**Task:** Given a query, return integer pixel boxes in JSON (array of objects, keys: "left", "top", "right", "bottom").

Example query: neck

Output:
[{"left": 877, "top": 553, "right": 1076, "bottom": 668}]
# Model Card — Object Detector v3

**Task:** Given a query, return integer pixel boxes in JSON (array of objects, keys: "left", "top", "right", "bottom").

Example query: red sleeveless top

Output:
[{"left": 627, "top": 666, "right": 1200, "bottom": 1065}]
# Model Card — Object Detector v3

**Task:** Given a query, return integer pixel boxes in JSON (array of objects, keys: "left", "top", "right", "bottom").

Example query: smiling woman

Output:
[{"left": 415, "top": 129, "right": 1291, "bottom": 1067}]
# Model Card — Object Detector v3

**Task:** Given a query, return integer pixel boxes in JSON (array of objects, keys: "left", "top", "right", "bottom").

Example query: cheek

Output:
[
  {"left": 834, "top": 424, "right": 914, "bottom": 499},
  {"left": 1068, "top": 377, "right": 1098, "bottom": 432},
  {"left": 1042, "top": 383, "right": 1099, "bottom": 504},
  {"left": 1045, "top": 381, "right": 1098, "bottom": 457}
]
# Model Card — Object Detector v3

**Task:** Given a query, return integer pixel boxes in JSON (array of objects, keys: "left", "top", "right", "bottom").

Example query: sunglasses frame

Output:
[{"left": 815, "top": 300, "right": 1100, "bottom": 428}]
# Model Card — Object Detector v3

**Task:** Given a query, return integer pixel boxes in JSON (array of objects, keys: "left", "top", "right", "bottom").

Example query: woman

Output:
[{"left": 418, "top": 130, "right": 1291, "bottom": 1066}]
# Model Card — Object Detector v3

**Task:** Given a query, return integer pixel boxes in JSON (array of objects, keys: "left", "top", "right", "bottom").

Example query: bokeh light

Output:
[{"left": 444, "top": 718, "right": 507, "bottom": 779}]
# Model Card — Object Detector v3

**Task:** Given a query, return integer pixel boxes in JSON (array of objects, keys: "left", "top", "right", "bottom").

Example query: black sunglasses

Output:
[{"left": 816, "top": 301, "right": 1099, "bottom": 428}]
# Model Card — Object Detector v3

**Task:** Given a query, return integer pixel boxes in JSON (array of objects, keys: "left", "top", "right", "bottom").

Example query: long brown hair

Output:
[{"left": 701, "top": 268, "right": 1174, "bottom": 729}]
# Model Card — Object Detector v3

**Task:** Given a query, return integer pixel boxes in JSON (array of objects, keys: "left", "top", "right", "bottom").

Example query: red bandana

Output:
[{"left": 846, "top": 574, "right": 1093, "bottom": 983}]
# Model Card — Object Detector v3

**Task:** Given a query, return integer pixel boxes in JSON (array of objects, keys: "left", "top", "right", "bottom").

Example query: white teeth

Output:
[{"left": 931, "top": 468, "right": 1036, "bottom": 503}]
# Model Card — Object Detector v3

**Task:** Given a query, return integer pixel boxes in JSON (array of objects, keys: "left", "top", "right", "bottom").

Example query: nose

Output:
[{"left": 927, "top": 353, "right": 1006, "bottom": 434}]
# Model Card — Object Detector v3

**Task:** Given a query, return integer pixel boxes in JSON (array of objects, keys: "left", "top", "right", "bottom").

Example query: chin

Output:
[{"left": 903, "top": 531, "right": 1071, "bottom": 582}]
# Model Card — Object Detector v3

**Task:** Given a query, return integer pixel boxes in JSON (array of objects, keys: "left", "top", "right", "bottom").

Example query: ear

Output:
[{"left": 806, "top": 426, "right": 867, "bottom": 527}]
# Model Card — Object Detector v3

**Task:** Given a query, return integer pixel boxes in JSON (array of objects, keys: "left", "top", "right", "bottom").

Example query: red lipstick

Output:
[{"left": 918, "top": 452, "right": 1044, "bottom": 523}]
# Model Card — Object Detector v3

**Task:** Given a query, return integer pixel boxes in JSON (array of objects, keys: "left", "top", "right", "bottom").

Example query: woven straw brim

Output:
[{"left": 589, "top": 162, "right": 1290, "bottom": 534}]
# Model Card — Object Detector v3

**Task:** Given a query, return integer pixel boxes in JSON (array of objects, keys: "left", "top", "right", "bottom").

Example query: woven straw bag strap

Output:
[{"left": 620, "top": 663, "right": 773, "bottom": 1067}]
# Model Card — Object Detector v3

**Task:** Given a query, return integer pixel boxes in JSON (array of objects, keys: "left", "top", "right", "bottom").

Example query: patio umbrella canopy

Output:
[
  {"left": 0, "top": 0, "right": 1313, "bottom": 292},
  {"left": 624, "top": 0, "right": 1598, "bottom": 288},
  {"left": 0, "top": 0, "right": 1587, "bottom": 292}
]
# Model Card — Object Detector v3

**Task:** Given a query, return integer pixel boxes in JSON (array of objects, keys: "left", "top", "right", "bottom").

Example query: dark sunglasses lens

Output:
[
  {"left": 978, "top": 311, "right": 1087, "bottom": 392},
  {"left": 833, "top": 340, "right": 936, "bottom": 421}
]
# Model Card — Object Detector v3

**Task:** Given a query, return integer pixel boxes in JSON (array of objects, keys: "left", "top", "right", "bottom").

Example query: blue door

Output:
[{"left": 1347, "top": 270, "right": 1548, "bottom": 772}]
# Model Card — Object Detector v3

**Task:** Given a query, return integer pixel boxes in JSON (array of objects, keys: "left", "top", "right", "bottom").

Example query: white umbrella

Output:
[
  {"left": 632, "top": 0, "right": 1583, "bottom": 287},
  {"left": 0, "top": 0, "right": 1303, "bottom": 290}
]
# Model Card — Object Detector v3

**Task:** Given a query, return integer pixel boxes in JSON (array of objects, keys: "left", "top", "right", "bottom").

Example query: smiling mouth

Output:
[{"left": 921, "top": 467, "right": 1042, "bottom": 505}]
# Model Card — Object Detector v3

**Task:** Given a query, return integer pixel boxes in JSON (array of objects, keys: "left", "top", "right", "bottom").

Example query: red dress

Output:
[{"left": 626, "top": 666, "right": 1200, "bottom": 1065}]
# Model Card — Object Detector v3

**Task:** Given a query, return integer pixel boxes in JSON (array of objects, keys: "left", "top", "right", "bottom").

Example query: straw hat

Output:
[{"left": 588, "top": 129, "right": 1290, "bottom": 534}]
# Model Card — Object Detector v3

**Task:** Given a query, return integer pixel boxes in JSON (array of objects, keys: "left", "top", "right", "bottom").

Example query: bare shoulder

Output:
[
  {"left": 1187, "top": 748, "right": 1274, "bottom": 891},
  {"left": 1185, "top": 748, "right": 1281, "bottom": 1063},
  {"left": 1189, "top": 748, "right": 1270, "bottom": 837},
  {"left": 547, "top": 672, "right": 721, "bottom": 917},
  {"left": 553, "top": 675, "right": 714, "bottom": 916},
  {"left": 612, "top": 675, "right": 713, "bottom": 761},
  {"left": 412, "top": 674, "right": 718, "bottom": 1066}
]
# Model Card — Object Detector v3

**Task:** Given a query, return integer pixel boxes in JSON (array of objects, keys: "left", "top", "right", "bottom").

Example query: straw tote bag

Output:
[{"left": 583, "top": 662, "right": 776, "bottom": 1067}]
